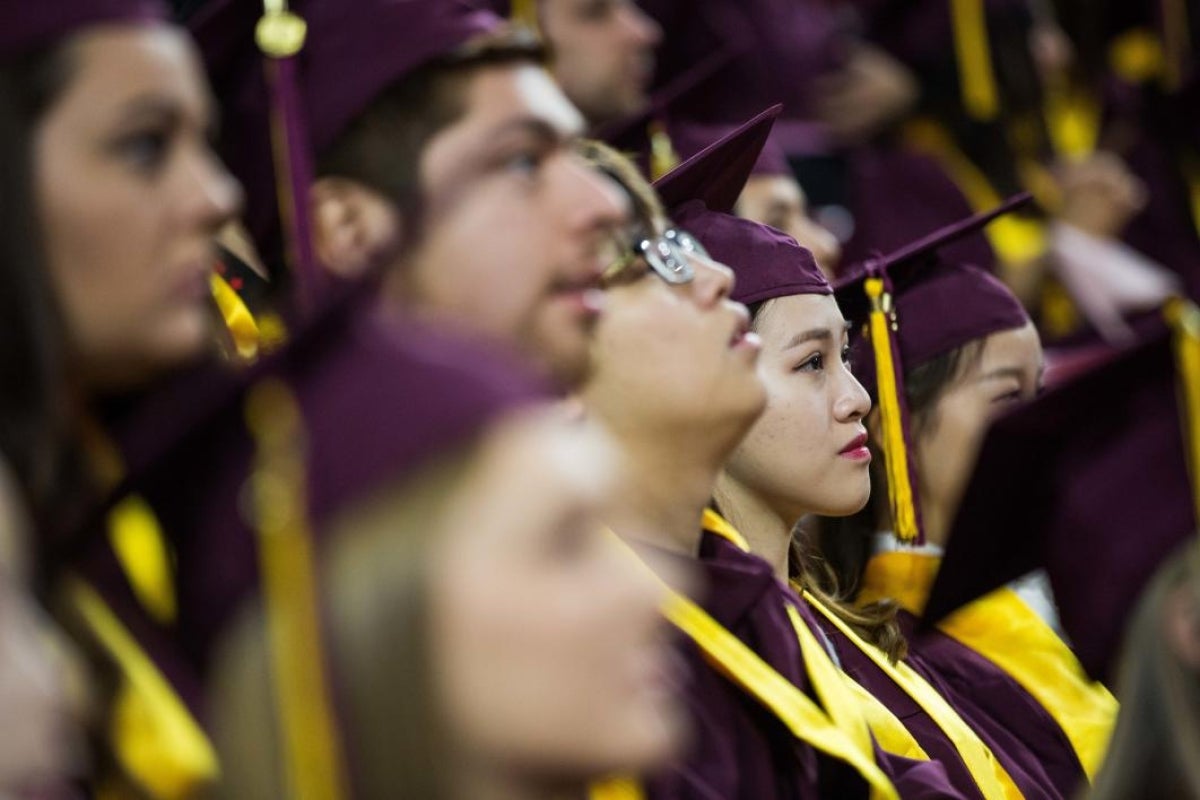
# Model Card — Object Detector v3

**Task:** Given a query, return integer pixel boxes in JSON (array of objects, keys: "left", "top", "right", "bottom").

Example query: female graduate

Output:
[
  {"left": 699, "top": 174, "right": 1113, "bottom": 796},
  {"left": 618, "top": 119, "right": 1040, "bottom": 800},
  {"left": 818, "top": 201, "right": 1117, "bottom": 795},
  {"left": 704, "top": 189, "right": 1107, "bottom": 797},
  {"left": 0, "top": 8, "right": 243, "bottom": 791},
  {"left": 208, "top": 409, "right": 685, "bottom": 800},
  {"left": 579, "top": 112, "right": 961, "bottom": 799},
  {"left": 0, "top": 0, "right": 242, "bottom": 536}
]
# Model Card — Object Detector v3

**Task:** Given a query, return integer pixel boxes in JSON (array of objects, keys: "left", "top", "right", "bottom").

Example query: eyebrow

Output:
[
  {"left": 782, "top": 321, "right": 852, "bottom": 351},
  {"left": 487, "top": 115, "right": 578, "bottom": 146},
  {"left": 979, "top": 365, "right": 1033, "bottom": 383},
  {"left": 113, "top": 92, "right": 215, "bottom": 138}
]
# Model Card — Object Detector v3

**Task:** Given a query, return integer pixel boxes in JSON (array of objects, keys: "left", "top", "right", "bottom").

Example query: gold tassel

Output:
[
  {"left": 865, "top": 278, "right": 920, "bottom": 542},
  {"left": 589, "top": 777, "right": 646, "bottom": 800},
  {"left": 1166, "top": 298, "right": 1200, "bottom": 524},
  {"left": 245, "top": 379, "right": 349, "bottom": 800},
  {"left": 210, "top": 274, "right": 262, "bottom": 362},
  {"left": 950, "top": 0, "right": 999, "bottom": 121},
  {"left": 510, "top": 0, "right": 540, "bottom": 33}
]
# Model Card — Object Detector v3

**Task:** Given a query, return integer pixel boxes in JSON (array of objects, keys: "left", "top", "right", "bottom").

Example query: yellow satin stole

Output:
[
  {"left": 860, "top": 551, "right": 1117, "bottom": 780},
  {"left": 701, "top": 515, "right": 1019, "bottom": 799},
  {"left": 601, "top": 516, "right": 900, "bottom": 800}
]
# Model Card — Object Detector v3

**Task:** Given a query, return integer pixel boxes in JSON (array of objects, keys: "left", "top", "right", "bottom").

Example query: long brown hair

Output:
[
  {"left": 1090, "top": 541, "right": 1200, "bottom": 800},
  {"left": 209, "top": 451, "right": 473, "bottom": 800},
  {"left": 0, "top": 43, "right": 87, "bottom": 564}
]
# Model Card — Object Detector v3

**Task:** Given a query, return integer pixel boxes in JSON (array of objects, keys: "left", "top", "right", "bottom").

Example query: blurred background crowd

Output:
[{"left": 2, "top": 0, "right": 1200, "bottom": 797}]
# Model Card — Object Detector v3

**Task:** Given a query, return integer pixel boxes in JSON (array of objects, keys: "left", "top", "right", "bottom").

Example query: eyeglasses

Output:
[{"left": 602, "top": 228, "right": 708, "bottom": 286}]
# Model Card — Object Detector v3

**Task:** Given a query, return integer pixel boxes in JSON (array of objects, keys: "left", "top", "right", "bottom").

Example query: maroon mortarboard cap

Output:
[
  {"left": 835, "top": 193, "right": 1034, "bottom": 386},
  {"left": 654, "top": 105, "right": 782, "bottom": 216},
  {"left": 651, "top": 105, "right": 829, "bottom": 305},
  {"left": 924, "top": 310, "right": 1200, "bottom": 683},
  {"left": 680, "top": 208, "right": 830, "bottom": 305},
  {"left": 831, "top": 194, "right": 1032, "bottom": 543},
  {"left": 668, "top": 120, "right": 792, "bottom": 177},
  {"left": 0, "top": 0, "right": 166, "bottom": 59},
  {"left": 190, "top": 0, "right": 505, "bottom": 296},
  {"left": 107, "top": 292, "right": 547, "bottom": 675}
]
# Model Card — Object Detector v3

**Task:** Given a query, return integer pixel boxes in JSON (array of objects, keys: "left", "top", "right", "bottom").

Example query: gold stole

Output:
[
  {"left": 860, "top": 551, "right": 1117, "bottom": 780},
  {"left": 599, "top": 514, "right": 900, "bottom": 800},
  {"left": 703, "top": 515, "right": 1020, "bottom": 799}
]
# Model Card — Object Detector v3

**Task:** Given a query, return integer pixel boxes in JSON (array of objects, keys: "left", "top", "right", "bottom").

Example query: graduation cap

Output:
[
  {"left": 654, "top": 105, "right": 782, "bottom": 217},
  {"left": 189, "top": 0, "right": 509, "bottom": 314},
  {"left": 668, "top": 120, "right": 792, "bottom": 179},
  {"left": 831, "top": 194, "right": 1033, "bottom": 543},
  {"left": 649, "top": 106, "right": 830, "bottom": 307},
  {"left": 923, "top": 300, "right": 1200, "bottom": 683},
  {"left": 0, "top": 0, "right": 166, "bottom": 59}
]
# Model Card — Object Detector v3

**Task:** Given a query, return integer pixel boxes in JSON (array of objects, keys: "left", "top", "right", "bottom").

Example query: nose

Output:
[
  {"left": 187, "top": 147, "right": 243, "bottom": 232},
  {"left": 688, "top": 254, "right": 733, "bottom": 306},
  {"left": 787, "top": 211, "right": 842, "bottom": 277},
  {"left": 834, "top": 362, "right": 872, "bottom": 423},
  {"left": 805, "top": 220, "right": 842, "bottom": 276},
  {"left": 618, "top": 2, "right": 662, "bottom": 48}
]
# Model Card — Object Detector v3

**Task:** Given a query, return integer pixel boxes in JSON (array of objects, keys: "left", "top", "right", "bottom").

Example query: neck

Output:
[
  {"left": 605, "top": 427, "right": 728, "bottom": 558},
  {"left": 713, "top": 473, "right": 795, "bottom": 581},
  {"left": 916, "top": 486, "right": 949, "bottom": 548}
]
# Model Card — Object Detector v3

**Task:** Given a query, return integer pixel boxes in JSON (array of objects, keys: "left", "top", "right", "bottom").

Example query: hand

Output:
[
  {"left": 811, "top": 44, "right": 918, "bottom": 145},
  {"left": 1055, "top": 151, "right": 1148, "bottom": 238}
]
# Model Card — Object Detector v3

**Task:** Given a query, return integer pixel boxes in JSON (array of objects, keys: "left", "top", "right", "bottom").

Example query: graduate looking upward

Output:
[{"left": 578, "top": 113, "right": 962, "bottom": 800}]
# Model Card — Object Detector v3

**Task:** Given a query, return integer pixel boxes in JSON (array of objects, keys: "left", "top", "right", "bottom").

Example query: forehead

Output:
[
  {"left": 758, "top": 293, "right": 845, "bottom": 339},
  {"left": 451, "top": 62, "right": 583, "bottom": 143},
  {"left": 53, "top": 24, "right": 209, "bottom": 122},
  {"left": 977, "top": 322, "right": 1042, "bottom": 370}
]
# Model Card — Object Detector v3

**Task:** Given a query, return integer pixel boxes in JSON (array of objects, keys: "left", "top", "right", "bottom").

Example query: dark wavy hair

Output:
[{"left": 0, "top": 44, "right": 78, "bottom": 539}]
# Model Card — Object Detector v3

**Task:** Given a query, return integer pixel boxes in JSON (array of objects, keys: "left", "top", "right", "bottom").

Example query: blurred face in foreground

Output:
[
  {"left": 35, "top": 24, "right": 241, "bottom": 390},
  {"left": 429, "top": 412, "right": 685, "bottom": 784},
  {"left": 540, "top": 0, "right": 661, "bottom": 126}
]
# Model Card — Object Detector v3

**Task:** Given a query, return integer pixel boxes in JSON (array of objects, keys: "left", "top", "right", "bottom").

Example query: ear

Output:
[
  {"left": 1163, "top": 583, "right": 1200, "bottom": 672},
  {"left": 310, "top": 177, "right": 404, "bottom": 280}
]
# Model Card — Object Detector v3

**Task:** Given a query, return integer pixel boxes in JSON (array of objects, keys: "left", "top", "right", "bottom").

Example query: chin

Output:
[
  {"left": 595, "top": 711, "right": 687, "bottom": 775},
  {"left": 814, "top": 487, "right": 872, "bottom": 518},
  {"left": 161, "top": 313, "right": 215, "bottom": 360}
]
